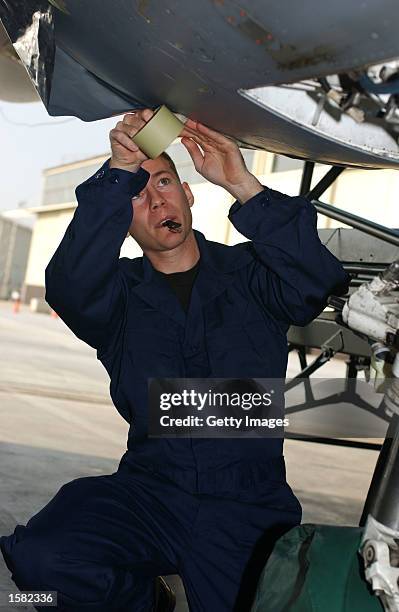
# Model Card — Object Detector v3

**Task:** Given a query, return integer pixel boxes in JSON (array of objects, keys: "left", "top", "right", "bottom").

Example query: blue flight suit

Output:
[{"left": 0, "top": 161, "right": 350, "bottom": 611}]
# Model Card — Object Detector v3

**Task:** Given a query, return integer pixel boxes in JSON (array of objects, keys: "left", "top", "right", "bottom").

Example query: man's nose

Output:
[{"left": 148, "top": 187, "right": 165, "bottom": 211}]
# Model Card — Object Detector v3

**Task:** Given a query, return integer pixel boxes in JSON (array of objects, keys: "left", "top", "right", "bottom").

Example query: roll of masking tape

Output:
[{"left": 132, "top": 105, "right": 185, "bottom": 159}]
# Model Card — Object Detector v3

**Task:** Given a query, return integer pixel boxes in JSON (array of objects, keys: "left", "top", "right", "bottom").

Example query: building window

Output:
[{"left": 42, "top": 162, "right": 106, "bottom": 206}]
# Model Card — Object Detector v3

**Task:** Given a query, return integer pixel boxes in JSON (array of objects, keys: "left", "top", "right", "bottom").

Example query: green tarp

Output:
[{"left": 251, "top": 524, "right": 383, "bottom": 612}]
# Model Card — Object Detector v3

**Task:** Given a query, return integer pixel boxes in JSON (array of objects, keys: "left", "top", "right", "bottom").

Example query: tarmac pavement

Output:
[{"left": 0, "top": 301, "right": 382, "bottom": 610}]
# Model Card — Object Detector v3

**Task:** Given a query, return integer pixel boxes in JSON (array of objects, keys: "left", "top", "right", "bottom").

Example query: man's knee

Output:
[
  {"left": 1, "top": 531, "right": 56, "bottom": 590},
  {"left": 2, "top": 531, "right": 64, "bottom": 590},
  {"left": 1, "top": 531, "right": 110, "bottom": 605}
]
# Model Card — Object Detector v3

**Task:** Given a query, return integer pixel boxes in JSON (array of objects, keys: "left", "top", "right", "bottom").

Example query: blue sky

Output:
[{"left": 0, "top": 101, "right": 117, "bottom": 211}]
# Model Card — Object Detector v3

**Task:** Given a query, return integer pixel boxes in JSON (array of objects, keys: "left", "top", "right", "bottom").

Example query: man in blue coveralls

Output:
[{"left": 0, "top": 109, "right": 350, "bottom": 611}]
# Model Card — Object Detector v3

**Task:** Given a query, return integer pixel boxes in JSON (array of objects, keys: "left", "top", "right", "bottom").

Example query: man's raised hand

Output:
[
  {"left": 180, "top": 119, "right": 263, "bottom": 204},
  {"left": 109, "top": 110, "right": 154, "bottom": 173}
]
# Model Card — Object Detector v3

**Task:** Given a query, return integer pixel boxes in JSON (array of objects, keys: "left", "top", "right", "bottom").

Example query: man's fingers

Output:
[
  {"left": 181, "top": 127, "right": 218, "bottom": 152},
  {"left": 117, "top": 121, "right": 144, "bottom": 139},
  {"left": 180, "top": 125, "right": 208, "bottom": 140},
  {"left": 122, "top": 109, "right": 154, "bottom": 129},
  {"left": 180, "top": 125, "right": 198, "bottom": 138},
  {"left": 183, "top": 120, "right": 234, "bottom": 151},
  {"left": 198, "top": 123, "right": 237, "bottom": 151},
  {"left": 123, "top": 109, "right": 154, "bottom": 122},
  {"left": 118, "top": 119, "right": 148, "bottom": 140},
  {"left": 110, "top": 128, "right": 142, "bottom": 153},
  {"left": 142, "top": 108, "right": 154, "bottom": 122},
  {"left": 122, "top": 109, "right": 147, "bottom": 122},
  {"left": 122, "top": 112, "right": 140, "bottom": 126},
  {"left": 184, "top": 118, "right": 224, "bottom": 139},
  {"left": 189, "top": 136, "right": 217, "bottom": 154},
  {"left": 181, "top": 137, "right": 204, "bottom": 172},
  {"left": 184, "top": 118, "right": 200, "bottom": 131}
]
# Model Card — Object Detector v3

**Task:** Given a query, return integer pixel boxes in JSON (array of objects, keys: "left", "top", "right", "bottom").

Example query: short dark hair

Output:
[{"left": 160, "top": 151, "right": 180, "bottom": 180}]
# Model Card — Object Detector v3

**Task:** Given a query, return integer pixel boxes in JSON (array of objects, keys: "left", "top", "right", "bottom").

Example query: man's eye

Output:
[{"left": 159, "top": 177, "right": 171, "bottom": 186}]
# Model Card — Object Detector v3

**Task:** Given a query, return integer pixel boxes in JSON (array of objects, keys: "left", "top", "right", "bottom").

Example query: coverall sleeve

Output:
[
  {"left": 228, "top": 187, "right": 351, "bottom": 327},
  {"left": 45, "top": 160, "right": 150, "bottom": 352}
]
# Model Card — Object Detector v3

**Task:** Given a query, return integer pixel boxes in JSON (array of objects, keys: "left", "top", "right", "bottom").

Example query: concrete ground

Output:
[{"left": 0, "top": 301, "right": 383, "bottom": 610}]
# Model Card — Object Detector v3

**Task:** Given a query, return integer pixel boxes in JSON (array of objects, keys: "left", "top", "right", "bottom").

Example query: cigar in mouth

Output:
[{"left": 161, "top": 219, "right": 182, "bottom": 232}]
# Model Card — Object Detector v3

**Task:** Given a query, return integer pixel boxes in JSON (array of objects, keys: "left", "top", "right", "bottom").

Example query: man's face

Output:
[{"left": 128, "top": 156, "right": 194, "bottom": 252}]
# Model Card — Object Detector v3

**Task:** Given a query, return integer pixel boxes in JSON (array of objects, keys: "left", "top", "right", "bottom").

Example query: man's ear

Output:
[{"left": 182, "top": 181, "right": 194, "bottom": 207}]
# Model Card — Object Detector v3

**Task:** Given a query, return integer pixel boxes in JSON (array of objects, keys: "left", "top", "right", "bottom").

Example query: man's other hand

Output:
[
  {"left": 181, "top": 119, "right": 263, "bottom": 204},
  {"left": 109, "top": 110, "right": 154, "bottom": 173}
]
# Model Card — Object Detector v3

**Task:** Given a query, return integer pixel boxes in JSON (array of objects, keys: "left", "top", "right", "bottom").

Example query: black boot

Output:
[{"left": 153, "top": 576, "right": 176, "bottom": 612}]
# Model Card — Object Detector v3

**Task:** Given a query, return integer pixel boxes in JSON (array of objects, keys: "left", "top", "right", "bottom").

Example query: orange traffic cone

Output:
[{"left": 12, "top": 299, "right": 21, "bottom": 314}]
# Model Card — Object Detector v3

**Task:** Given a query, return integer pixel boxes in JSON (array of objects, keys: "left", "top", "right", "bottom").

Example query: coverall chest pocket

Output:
[
  {"left": 125, "top": 323, "right": 181, "bottom": 377},
  {"left": 205, "top": 321, "right": 271, "bottom": 377}
]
